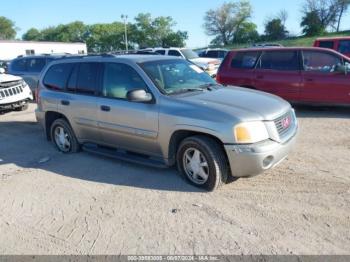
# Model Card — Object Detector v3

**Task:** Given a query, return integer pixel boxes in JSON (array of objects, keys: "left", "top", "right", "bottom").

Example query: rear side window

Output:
[
  {"left": 155, "top": 50, "right": 165, "bottom": 55},
  {"left": 43, "top": 63, "right": 74, "bottom": 90},
  {"left": 11, "top": 59, "right": 27, "bottom": 72},
  {"left": 76, "top": 63, "right": 100, "bottom": 95},
  {"left": 168, "top": 50, "right": 182, "bottom": 57},
  {"left": 318, "top": 41, "right": 335, "bottom": 49},
  {"left": 27, "top": 58, "right": 46, "bottom": 73},
  {"left": 338, "top": 40, "right": 350, "bottom": 54},
  {"left": 259, "top": 51, "right": 300, "bottom": 71},
  {"left": 207, "top": 51, "right": 219, "bottom": 58},
  {"left": 231, "top": 52, "right": 260, "bottom": 69}
]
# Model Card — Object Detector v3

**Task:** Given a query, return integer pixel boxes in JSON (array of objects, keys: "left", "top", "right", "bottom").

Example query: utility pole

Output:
[{"left": 121, "top": 14, "right": 128, "bottom": 52}]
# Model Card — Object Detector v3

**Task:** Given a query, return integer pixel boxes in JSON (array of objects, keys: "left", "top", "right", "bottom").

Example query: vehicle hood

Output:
[
  {"left": 180, "top": 86, "right": 291, "bottom": 121},
  {"left": 0, "top": 73, "right": 22, "bottom": 83},
  {"left": 189, "top": 57, "right": 220, "bottom": 66}
]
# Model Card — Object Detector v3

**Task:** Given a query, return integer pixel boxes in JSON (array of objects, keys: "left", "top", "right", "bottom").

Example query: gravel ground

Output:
[{"left": 0, "top": 103, "right": 349, "bottom": 255}]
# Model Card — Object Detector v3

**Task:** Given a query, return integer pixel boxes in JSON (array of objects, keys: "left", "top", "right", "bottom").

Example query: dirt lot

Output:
[{"left": 0, "top": 103, "right": 349, "bottom": 255}]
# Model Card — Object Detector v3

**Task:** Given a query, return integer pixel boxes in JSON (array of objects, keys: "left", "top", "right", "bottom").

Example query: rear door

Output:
[
  {"left": 301, "top": 50, "right": 350, "bottom": 104},
  {"left": 253, "top": 50, "right": 302, "bottom": 101},
  {"left": 97, "top": 62, "right": 160, "bottom": 156},
  {"left": 57, "top": 62, "right": 101, "bottom": 143}
]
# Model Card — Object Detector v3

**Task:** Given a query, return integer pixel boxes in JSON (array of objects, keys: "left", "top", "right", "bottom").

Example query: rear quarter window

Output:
[
  {"left": 318, "top": 41, "right": 335, "bottom": 49},
  {"left": 43, "top": 63, "right": 74, "bottom": 90},
  {"left": 231, "top": 52, "right": 260, "bottom": 69}
]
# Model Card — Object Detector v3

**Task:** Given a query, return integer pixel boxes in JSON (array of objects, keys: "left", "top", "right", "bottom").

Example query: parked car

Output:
[
  {"left": 217, "top": 47, "right": 350, "bottom": 106},
  {"left": 142, "top": 48, "right": 221, "bottom": 77},
  {"left": 314, "top": 36, "right": 350, "bottom": 58},
  {"left": 36, "top": 54, "right": 298, "bottom": 191},
  {"left": 8, "top": 54, "right": 70, "bottom": 93},
  {"left": 198, "top": 48, "right": 229, "bottom": 62},
  {"left": 0, "top": 68, "right": 33, "bottom": 112}
]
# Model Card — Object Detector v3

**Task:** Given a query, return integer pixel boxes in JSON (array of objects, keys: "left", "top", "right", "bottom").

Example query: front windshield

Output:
[
  {"left": 140, "top": 59, "right": 217, "bottom": 95},
  {"left": 181, "top": 49, "right": 199, "bottom": 60}
]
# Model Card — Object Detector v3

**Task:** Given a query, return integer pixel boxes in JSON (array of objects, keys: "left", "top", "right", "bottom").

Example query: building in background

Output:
[{"left": 0, "top": 40, "right": 87, "bottom": 60}]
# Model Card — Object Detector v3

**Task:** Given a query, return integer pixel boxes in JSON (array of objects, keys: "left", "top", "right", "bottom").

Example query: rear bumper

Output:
[
  {"left": 224, "top": 133, "right": 297, "bottom": 178},
  {"left": 35, "top": 108, "right": 45, "bottom": 126}
]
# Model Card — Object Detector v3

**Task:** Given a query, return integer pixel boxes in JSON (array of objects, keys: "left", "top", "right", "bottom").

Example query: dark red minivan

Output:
[{"left": 217, "top": 47, "right": 350, "bottom": 105}]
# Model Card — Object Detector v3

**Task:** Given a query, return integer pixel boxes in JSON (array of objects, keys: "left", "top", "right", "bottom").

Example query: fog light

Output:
[{"left": 263, "top": 156, "right": 274, "bottom": 168}]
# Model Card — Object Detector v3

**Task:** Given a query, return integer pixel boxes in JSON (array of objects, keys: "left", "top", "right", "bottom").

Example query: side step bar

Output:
[{"left": 82, "top": 144, "right": 168, "bottom": 169}]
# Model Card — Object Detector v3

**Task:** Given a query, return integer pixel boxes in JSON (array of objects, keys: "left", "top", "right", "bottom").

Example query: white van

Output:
[{"left": 0, "top": 68, "right": 33, "bottom": 112}]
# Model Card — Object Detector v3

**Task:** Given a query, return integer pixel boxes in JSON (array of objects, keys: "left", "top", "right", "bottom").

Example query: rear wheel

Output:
[
  {"left": 50, "top": 119, "right": 80, "bottom": 153},
  {"left": 177, "top": 136, "right": 229, "bottom": 191}
]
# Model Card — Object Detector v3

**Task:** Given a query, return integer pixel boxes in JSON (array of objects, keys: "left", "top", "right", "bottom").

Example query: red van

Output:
[
  {"left": 216, "top": 47, "right": 350, "bottom": 106},
  {"left": 314, "top": 37, "right": 350, "bottom": 58}
]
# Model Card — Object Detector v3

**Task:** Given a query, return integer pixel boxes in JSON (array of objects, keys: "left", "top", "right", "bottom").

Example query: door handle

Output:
[
  {"left": 100, "top": 105, "right": 111, "bottom": 112},
  {"left": 61, "top": 100, "right": 70, "bottom": 106},
  {"left": 305, "top": 78, "right": 314, "bottom": 82},
  {"left": 256, "top": 75, "right": 264, "bottom": 80}
]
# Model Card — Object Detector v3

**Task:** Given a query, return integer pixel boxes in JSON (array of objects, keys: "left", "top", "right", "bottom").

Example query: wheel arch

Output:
[
  {"left": 167, "top": 129, "right": 227, "bottom": 166},
  {"left": 44, "top": 111, "right": 70, "bottom": 140}
]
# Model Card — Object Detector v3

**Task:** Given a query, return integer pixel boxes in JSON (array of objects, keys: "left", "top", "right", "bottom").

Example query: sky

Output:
[{"left": 2, "top": 0, "right": 350, "bottom": 48}]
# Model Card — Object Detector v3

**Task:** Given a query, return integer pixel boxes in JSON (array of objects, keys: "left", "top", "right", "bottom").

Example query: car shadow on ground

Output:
[
  {"left": 293, "top": 104, "right": 350, "bottom": 119},
  {"left": 0, "top": 120, "right": 204, "bottom": 193}
]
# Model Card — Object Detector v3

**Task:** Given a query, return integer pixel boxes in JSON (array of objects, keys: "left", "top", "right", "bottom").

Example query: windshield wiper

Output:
[
  {"left": 169, "top": 87, "right": 206, "bottom": 95},
  {"left": 197, "top": 83, "right": 221, "bottom": 91}
]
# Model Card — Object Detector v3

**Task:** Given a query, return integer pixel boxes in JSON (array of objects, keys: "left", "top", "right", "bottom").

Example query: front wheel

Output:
[
  {"left": 50, "top": 119, "right": 80, "bottom": 153},
  {"left": 176, "top": 136, "right": 229, "bottom": 191}
]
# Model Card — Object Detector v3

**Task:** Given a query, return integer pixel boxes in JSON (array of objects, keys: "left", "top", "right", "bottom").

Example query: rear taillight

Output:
[{"left": 34, "top": 80, "right": 40, "bottom": 104}]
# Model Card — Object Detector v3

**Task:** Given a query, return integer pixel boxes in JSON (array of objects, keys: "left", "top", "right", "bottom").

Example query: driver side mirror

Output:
[
  {"left": 0, "top": 68, "right": 5, "bottom": 74},
  {"left": 126, "top": 89, "right": 153, "bottom": 103}
]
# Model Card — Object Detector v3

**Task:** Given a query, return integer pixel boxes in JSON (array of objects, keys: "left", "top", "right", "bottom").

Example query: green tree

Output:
[
  {"left": 301, "top": 10, "right": 325, "bottom": 36},
  {"left": 264, "top": 18, "right": 288, "bottom": 40},
  {"left": 0, "top": 16, "right": 17, "bottom": 39},
  {"left": 22, "top": 28, "right": 41, "bottom": 41},
  {"left": 203, "top": 0, "right": 253, "bottom": 45},
  {"left": 86, "top": 22, "right": 126, "bottom": 52},
  {"left": 234, "top": 22, "right": 259, "bottom": 43},
  {"left": 133, "top": 13, "right": 187, "bottom": 48}
]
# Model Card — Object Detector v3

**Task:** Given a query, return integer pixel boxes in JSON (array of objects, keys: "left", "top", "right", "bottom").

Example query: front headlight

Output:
[{"left": 234, "top": 121, "right": 269, "bottom": 144}]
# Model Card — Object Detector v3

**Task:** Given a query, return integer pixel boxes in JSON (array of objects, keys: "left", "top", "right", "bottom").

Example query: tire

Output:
[
  {"left": 176, "top": 135, "right": 229, "bottom": 191},
  {"left": 50, "top": 118, "right": 80, "bottom": 153}
]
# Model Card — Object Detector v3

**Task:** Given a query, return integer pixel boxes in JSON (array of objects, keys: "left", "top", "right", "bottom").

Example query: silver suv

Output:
[{"left": 36, "top": 55, "right": 298, "bottom": 191}]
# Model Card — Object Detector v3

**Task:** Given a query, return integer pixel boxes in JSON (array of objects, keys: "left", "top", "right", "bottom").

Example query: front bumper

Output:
[
  {"left": 224, "top": 133, "right": 297, "bottom": 178},
  {"left": 0, "top": 99, "right": 29, "bottom": 111}
]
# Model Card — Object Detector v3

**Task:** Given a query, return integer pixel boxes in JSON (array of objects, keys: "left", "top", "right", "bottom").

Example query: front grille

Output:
[
  {"left": 274, "top": 111, "right": 294, "bottom": 138},
  {"left": 0, "top": 84, "right": 24, "bottom": 99}
]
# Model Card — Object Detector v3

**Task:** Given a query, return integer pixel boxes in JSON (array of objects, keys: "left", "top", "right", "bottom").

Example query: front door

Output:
[
  {"left": 253, "top": 50, "right": 302, "bottom": 101},
  {"left": 301, "top": 50, "right": 350, "bottom": 104},
  {"left": 97, "top": 62, "right": 160, "bottom": 156}
]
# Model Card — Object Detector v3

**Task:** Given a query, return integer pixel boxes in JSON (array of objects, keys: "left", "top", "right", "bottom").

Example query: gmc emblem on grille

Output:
[{"left": 282, "top": 116, "right": 291, "bottom": 129}]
